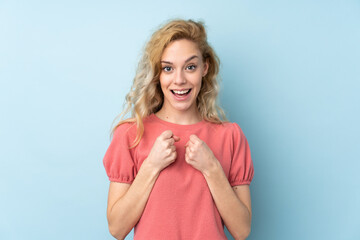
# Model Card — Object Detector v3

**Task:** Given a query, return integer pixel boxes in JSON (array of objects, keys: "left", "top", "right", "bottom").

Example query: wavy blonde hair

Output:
[{"left": 110, "top": 19, "right": 227, "bottom": 146}]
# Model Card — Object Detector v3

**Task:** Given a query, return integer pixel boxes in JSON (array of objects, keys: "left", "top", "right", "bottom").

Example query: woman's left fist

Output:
[{"left": 185, "top": 134, "right": 219, "bottom": 174}]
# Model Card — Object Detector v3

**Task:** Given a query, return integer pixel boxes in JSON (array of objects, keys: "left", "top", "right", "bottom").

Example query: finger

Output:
[
  {"left": 185, "top": 152, "right": 194, "bottom": 163},
  {"left": 185, "top": 144, "right": 194, "bottom": 153},
  {"left": 172, "top": 151, "right": 177, "bottom": 160},
  {"left": 186, "top": 138, "right": 196, "bottom": 146},
  {"left": 187, "top": 146, "right": 194, "bottom": 153},
  {"left": 170, "top": 145, "right": 176, "bottom": 152},
  {"left": 173, "top": 135, "right": 180, "bottom": 142},
  {"left": 161, "top": 130, "right": 173, "bottom": 139},
  {"left": 165, "top": 148, "right": 172, "bottom": 156},
  {"left": 186, "top": 150, "right": 194, "bottom": 160},
  {"left": 189, "top": 134, "right": 200, "bottom": 144},
  {"left": 166, "top": 138, "right": 175, "bottom": 146},
  {"left": 162, "top": 140, "right": 171, "bottom": 149},
  {"left": 168, "top": 151, "right": 177, "bottom": 161},
  {"left": 189, "top": 134, "right": 199, "bottom": 140},
  {"left": 185, "top": 146, "right": 190, "bottom": 155},
  {"left": 185, "top": 152, "right": 190, "bottom": 163}
]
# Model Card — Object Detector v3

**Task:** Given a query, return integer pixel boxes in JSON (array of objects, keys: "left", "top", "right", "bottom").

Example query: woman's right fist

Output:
[{"left": 145, "top": 130, "right": 180, "bottom": 172}]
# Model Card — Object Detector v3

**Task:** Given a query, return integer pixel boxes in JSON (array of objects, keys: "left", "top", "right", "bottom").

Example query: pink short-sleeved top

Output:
[{"left": 103, "top": 114, "right": 254, "bottom": 240}]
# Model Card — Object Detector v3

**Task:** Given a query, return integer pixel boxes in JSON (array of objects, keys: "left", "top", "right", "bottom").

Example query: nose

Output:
[{"left": 174, "top": 69, "right": 186, "bottom": 85}]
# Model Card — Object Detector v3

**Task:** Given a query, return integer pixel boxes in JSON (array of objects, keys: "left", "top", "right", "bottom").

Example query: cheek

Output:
[
  {"left": 193, "top": 75, "right": 202, "bottom": 94},
  {"left": 159, "top": 74, "right": 170, "bottom": 91}
]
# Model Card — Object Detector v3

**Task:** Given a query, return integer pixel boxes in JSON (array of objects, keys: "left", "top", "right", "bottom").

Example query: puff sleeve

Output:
[
  {"left": 102, "top": 123, "right": 137, "bottom": 183},
  {"left": 228, "top": 123, "right": 254, "bottom": 186}
]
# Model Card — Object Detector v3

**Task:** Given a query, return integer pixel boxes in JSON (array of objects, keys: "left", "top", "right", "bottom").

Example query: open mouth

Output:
[{"left": 171, "top": 89, "right": 192, "bottom": 97}]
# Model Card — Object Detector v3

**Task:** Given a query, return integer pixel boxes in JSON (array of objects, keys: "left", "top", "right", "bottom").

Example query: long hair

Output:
[{"left": 110, "top": 19, "right": 227, "bottom": 147}]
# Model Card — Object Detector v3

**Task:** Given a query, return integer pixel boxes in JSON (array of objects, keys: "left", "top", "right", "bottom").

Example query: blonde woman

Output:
[{"left": 103, "top": 19, "right": 254, "bottom": 240}]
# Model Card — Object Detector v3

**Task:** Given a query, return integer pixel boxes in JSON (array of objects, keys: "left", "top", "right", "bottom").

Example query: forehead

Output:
[{"left": 161, "top": 39, "right": 202, "bottom": 62}]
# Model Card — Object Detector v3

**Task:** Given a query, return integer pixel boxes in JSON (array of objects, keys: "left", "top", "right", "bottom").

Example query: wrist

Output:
[
  {"left": 141, "top": 158, "right": 161, "bottom": 178},
  {"left": 202, "top": 158, "right": 222, "bottom": 178}
]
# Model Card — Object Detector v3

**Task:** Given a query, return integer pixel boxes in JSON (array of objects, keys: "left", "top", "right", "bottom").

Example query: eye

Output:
[
  {"left": 186, "top": 65, "right": 197, "bottom": 71},
  {"left": 162, "top": 66, "right": 173, "bottom": 72}
]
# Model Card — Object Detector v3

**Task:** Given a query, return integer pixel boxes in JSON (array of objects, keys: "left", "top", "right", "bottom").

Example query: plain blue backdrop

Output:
[{"left": 1, "top": 0, "right": 359, "bottom": 239}]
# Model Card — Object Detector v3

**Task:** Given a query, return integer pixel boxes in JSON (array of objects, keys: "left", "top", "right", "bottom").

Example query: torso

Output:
[{"left": 130, "top": 114, "right": 235, "bottom": 240}]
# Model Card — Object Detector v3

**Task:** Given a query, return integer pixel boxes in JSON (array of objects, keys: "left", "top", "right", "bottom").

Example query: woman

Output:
[{"left": 103, "top": 19, "right": 254, "bottom": 240}]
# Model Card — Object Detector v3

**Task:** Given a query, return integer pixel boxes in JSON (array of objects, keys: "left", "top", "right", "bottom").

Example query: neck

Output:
[{"left": 155, "top": 106, "right": 202, "bottom": 125}]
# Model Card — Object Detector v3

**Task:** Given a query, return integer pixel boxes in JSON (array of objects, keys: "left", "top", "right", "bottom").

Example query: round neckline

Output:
[{"left": 150, "top": 113, "right": 206, "bottom": 130}]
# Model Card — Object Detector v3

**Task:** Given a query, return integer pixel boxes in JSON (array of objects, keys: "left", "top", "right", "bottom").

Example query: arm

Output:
[
  {"left": 203, "top": 164, "right": 252, "bottom": 240},
  {"left": 106, "top": 130, "right": 179, "bottom": 239},
  {"left": 185, "top": 135, "right": 252, "bottom": 240},
  {"left": 107, "top": 163, "right": 159, "bottom": 239}
]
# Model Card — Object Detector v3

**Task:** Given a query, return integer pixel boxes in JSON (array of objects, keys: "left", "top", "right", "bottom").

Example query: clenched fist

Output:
[
  {"left": 145, "top": 130, "right": 180, "bottom": 173},
  {"left": 185, "top": 134, "right": 220, "bottom": 175}
]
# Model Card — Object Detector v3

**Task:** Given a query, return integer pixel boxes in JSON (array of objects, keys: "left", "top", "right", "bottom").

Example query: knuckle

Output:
[
  {"left": 164, "top": 130, "right": 172, "bottom": 136},
  {"left": 166, "top": 149, "right": 172, "bottom": 155}
]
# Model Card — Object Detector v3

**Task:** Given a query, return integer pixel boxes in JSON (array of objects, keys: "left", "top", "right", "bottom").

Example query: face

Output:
[{"left": 159, "top": 39, "right": 208, "bottom": 115}]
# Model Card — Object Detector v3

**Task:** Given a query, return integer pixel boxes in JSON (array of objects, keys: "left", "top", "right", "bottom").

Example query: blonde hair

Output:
[{"left": 110, "top": 19, "right": 227, "bottom": 146}]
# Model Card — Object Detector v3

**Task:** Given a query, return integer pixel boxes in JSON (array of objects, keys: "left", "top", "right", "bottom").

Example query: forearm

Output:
[
  {"left": 108, "top": 161, "right": 159, "bottom": 239},
  {"left": 203, "top": 163, "right": 252, "bottom": 240}
]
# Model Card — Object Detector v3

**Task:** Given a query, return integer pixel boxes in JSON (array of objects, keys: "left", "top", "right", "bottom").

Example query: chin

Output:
[{"left": 172, "top": 102, "right": 196, "bottom": 112}]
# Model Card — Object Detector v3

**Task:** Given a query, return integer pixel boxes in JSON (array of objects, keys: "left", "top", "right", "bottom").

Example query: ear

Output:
[{"left": 202, "top": 58, "right": 209, "bottom": 77}]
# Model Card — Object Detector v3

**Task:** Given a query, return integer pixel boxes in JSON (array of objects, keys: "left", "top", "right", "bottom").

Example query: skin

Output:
[
  {"left": 155, "top": 39, "right": 207, "bottom": 124},
  {"left": 107, "top": 39, "right": 252, "bottom": 240}
]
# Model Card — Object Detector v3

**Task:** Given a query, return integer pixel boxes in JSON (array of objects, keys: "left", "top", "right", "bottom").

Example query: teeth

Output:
[{"left": 173, "top": 89, "right": 190, "bottom": 94}]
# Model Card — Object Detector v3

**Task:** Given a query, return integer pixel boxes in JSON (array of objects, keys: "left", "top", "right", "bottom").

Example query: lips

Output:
[
  {"left": 170, "top": 88, "right": 192, "bottom": 101},
  {"left": 171, "top": 89, "right": 191, "bottom": 97}
]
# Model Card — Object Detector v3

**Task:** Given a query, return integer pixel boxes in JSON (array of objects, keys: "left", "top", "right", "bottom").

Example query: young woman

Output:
[{"left": 103, "top": 19, "right": 254, "bottom": 240}]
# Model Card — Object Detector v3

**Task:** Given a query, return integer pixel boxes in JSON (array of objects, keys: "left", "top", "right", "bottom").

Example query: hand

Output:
[
  {"left": 145, "top": 130, "right": 180, "bottom": 173},
  {"left": 185, "top": 134, "right": 219, "bottom": 175}
]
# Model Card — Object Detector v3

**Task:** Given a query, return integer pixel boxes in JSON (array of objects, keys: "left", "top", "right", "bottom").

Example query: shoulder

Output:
[
  {"left": 206, "top": 121, "right": 244, "bottom": 136},
  {"left": 112, "top": 120, "right": 137, "bottom": 142},
  {"left": 111, "top": 114, "right": 156, "bottom": 141},
  {"left": 230, "top": 122, "right": 245, "bottom": 136}
]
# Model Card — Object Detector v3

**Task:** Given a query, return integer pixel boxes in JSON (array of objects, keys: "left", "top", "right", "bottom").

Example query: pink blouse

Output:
[{"left": 103, "top": 114, "right": 254, "bottom": 240}]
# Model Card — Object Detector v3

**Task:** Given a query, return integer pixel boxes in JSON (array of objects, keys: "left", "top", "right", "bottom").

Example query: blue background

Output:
[{"left": 1, "top": 0, "right": 359, "bottom": 239}]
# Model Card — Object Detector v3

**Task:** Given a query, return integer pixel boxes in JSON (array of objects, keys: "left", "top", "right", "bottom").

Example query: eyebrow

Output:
[{"left": 161, "top": 55, "right": 199, "bottom": 64}]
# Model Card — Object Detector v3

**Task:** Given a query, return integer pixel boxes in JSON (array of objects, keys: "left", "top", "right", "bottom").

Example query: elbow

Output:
[
  {"left": 242, "top": 225, "right": 251, "bottom": 240},
  {"left": 233, "top": 225, "right": 251, "bottom": 240},
  {"left": 108, "top": 221, "right": 129, "bottom": 240},
  {"left": 107, "top": 208, "right": 134, "bottom": 240},
  {"left": 109, "top": 227, "right": 125, "bottom": 239}
]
